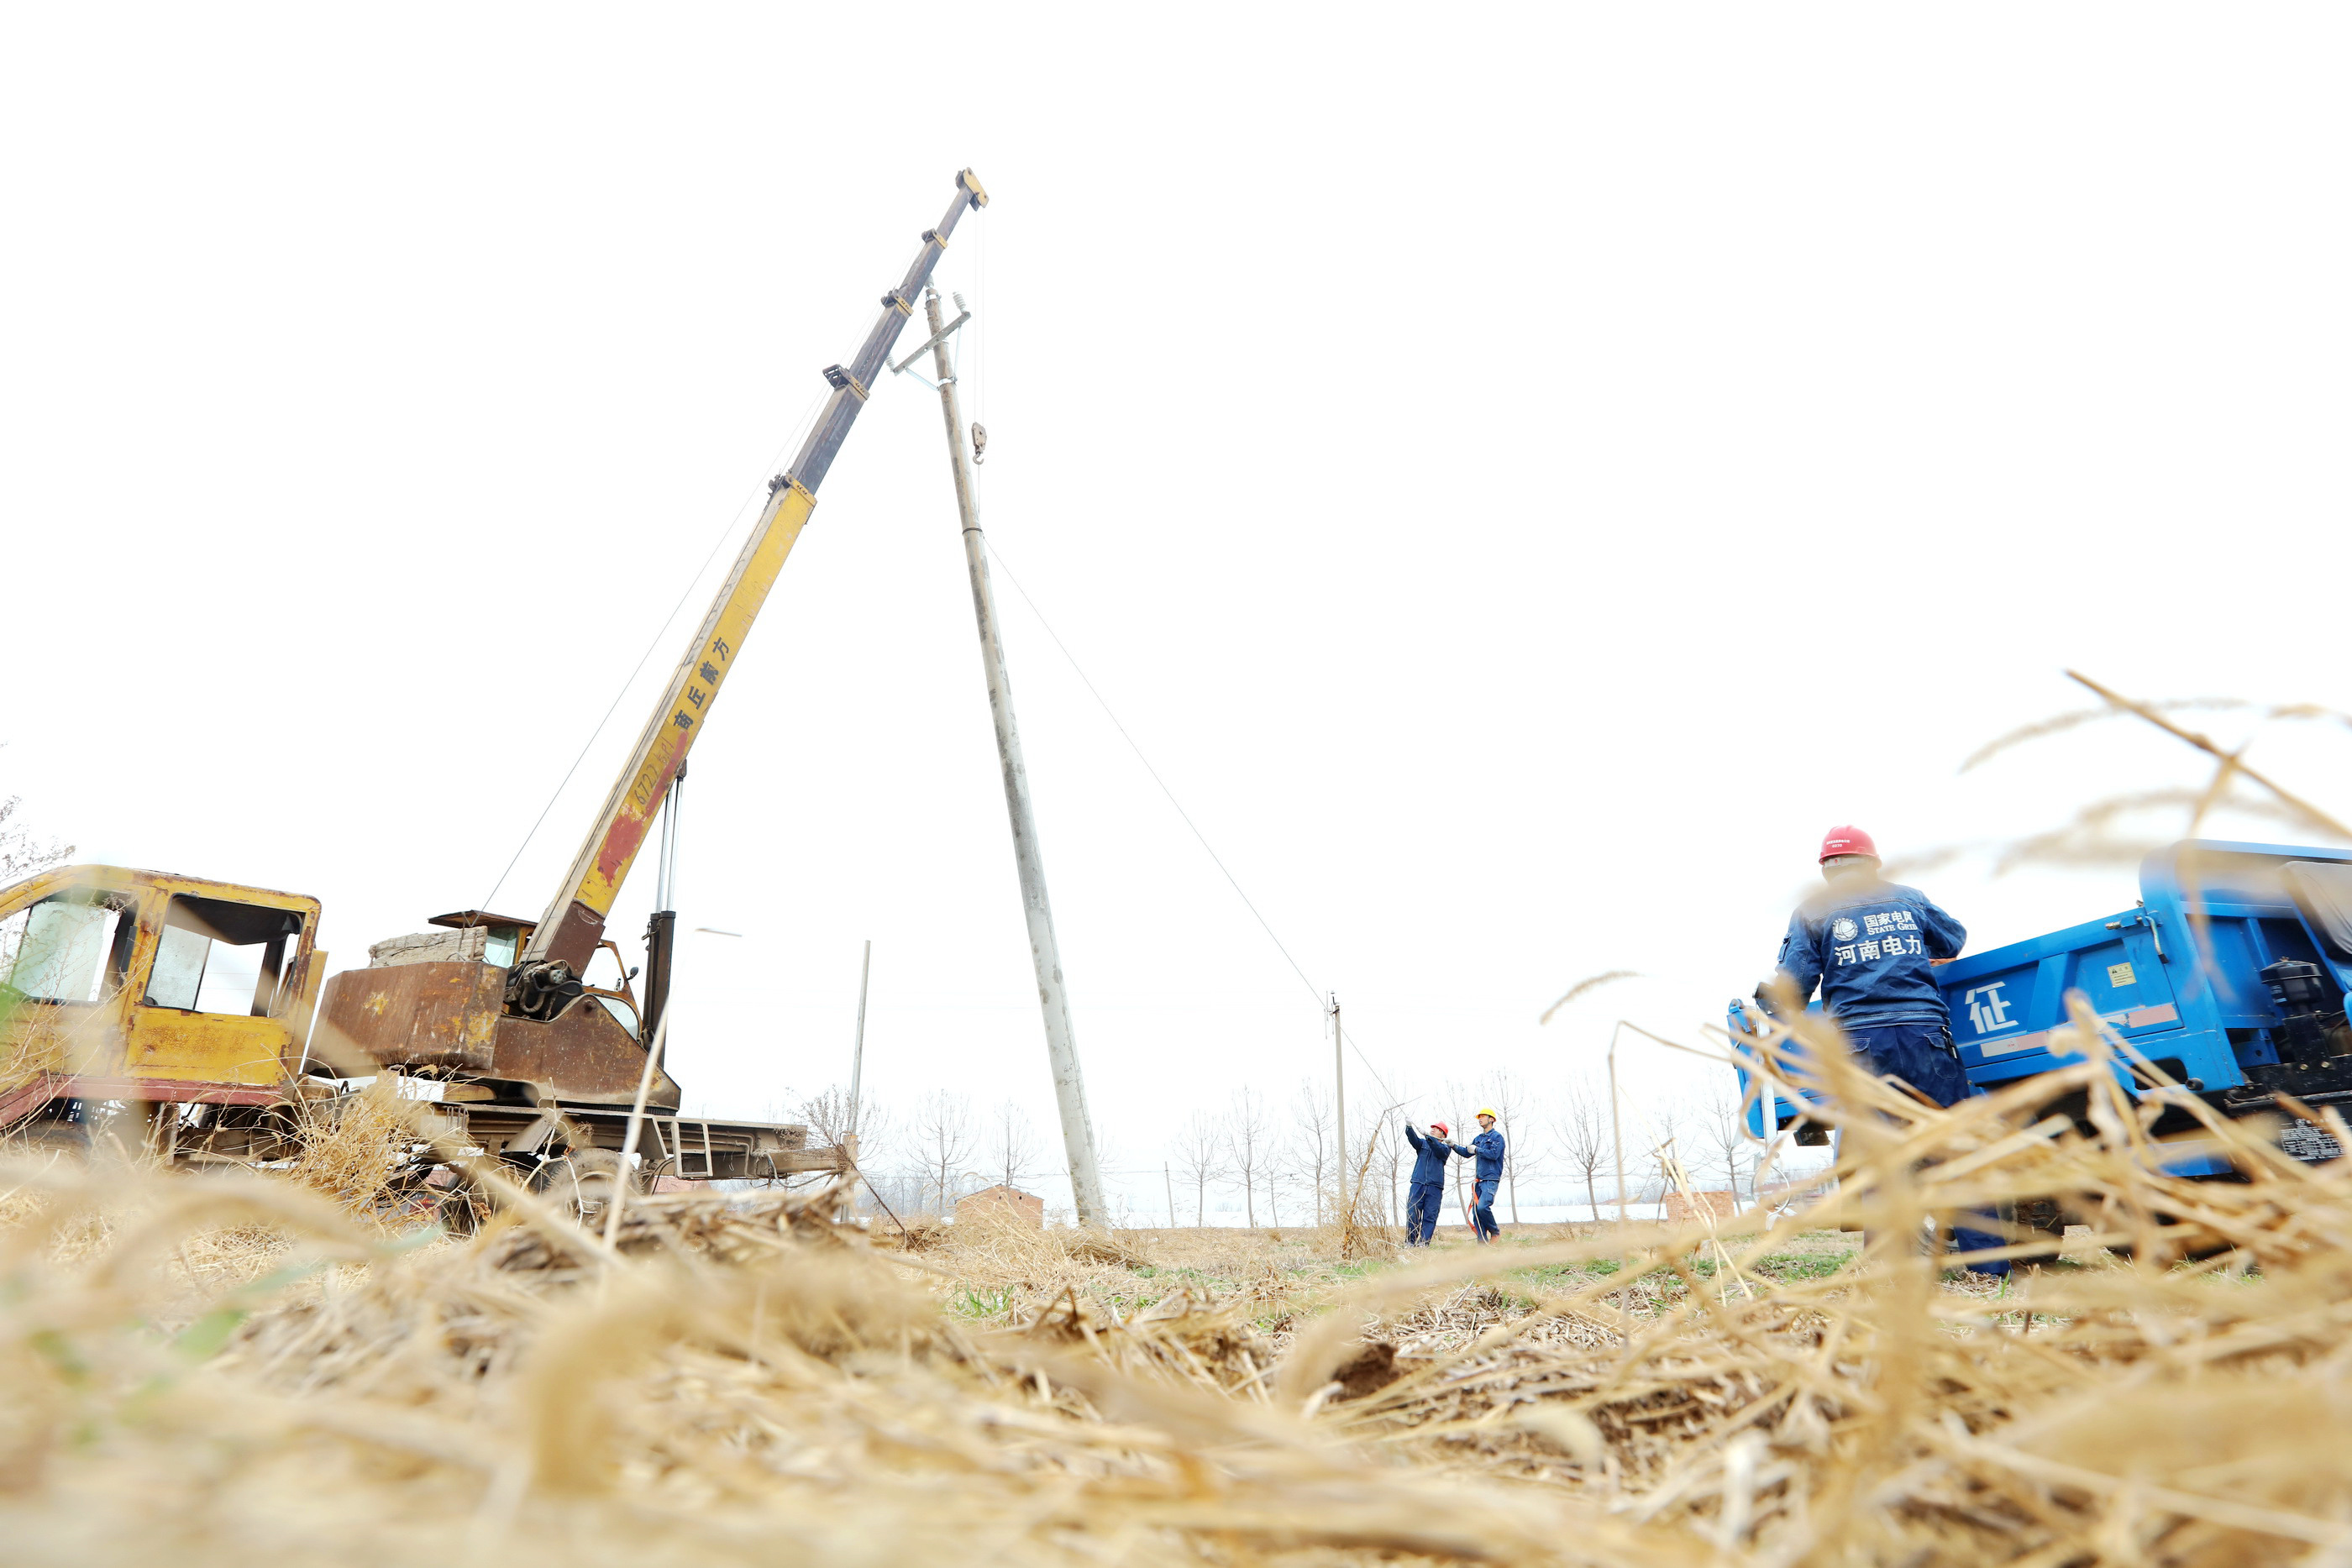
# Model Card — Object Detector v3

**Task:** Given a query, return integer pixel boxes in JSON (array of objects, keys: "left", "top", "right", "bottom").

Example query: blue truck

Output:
[{"left": 1733, "top": 839, "right": 2352, "bottom": 1182}]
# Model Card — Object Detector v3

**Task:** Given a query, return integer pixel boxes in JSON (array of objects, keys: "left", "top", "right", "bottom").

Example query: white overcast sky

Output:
[{"left": 5, "top": 6, "right": 2349, "bottom": 1214}]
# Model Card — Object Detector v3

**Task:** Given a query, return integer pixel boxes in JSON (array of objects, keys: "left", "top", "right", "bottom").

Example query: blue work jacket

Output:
[
  {"left": 1403, "top": 1125, "right": 1457, "bottom": 1184},
  {"left": 1455, "top": 1128, "right": 1504, "bottom": 1180},
  {"left": 1776, "top": 875, "right": 1966, "bottom": 1029}
]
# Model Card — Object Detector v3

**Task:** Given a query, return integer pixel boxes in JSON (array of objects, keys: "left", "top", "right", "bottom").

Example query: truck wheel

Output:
[
  {"left": 2008, "top": 1198, "right": 2068, "bottom": 1262},
  {"left": 2103, "top": 1212, "right": 2234, "bottom": 1264},
  {"left": 431, "top": 1176, "right": 487, "bottom": 1235},
  {"left": 9, "top": 1120, "right": 89, "bottom": 1161},
  {"left": 530, "top": 1148, "right": 635, "bottom": 1224}
]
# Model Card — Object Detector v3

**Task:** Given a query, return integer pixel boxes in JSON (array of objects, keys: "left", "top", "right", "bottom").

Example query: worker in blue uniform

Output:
[
  {"left": 1451, "top": 1109, "right": 1506, "bottom": 1244},
  {"left": 1400, "top": 1120, "right": 1458, "bottom": 1245},
  {"left": 1773, "top": 825, "right": 2008, "bottom": 1277}
]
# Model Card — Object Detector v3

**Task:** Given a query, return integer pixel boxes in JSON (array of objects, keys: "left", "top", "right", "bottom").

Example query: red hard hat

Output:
[
  {"left": 1819, "top": 825, "right": 1880, "bottom": 863},
  {"left": 1430, "top": 1121, "right": 1449, "bottom": 1137}
]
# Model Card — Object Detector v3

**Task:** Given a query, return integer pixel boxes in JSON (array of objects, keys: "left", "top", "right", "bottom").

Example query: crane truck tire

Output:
[{"left": 529, "top": 1147, "right": 638, "bottom": 1225}]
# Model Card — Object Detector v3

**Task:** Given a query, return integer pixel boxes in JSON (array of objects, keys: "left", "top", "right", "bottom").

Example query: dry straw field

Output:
[
  {"left": 3, "top": 994, "right": 2352, "bottom": 1566},
  {"left": 6, "top": 684, "right": 2351, "bottom": 1565}
]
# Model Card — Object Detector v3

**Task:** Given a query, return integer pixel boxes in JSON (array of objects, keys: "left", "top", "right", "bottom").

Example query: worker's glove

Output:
[{"left": 1750, "top": 982, "right": 1782, "bottom": 1021}]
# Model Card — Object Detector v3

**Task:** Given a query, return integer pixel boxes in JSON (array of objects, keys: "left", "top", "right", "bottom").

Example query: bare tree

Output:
[
  {"left": 906, "top": 1090, "right": 978, "bottom": 1215},
  {"left": 1087, "top": 1123, "right": 1144, "bottom": 1228},
  {"left": 987, "top": 1099, "right": 1042, "bottom": 1193},
  {"left": 793, "top": 1084, "right": 892, "bottom": 1209},
  {"left": 1640, "top": 1097, "right": 1694, "bottom": 1219},
  {"left": 1694, "top": 1081, "right": 1755, "bottom": 1204},
  {"left": 1222, "top": 1088, "right": 1274, "bottom": 1227},
  {"left": 798, "top": 1083, "right": 884, "bottom": 1152},
  {"left": 1552, "top": 1074, "right": 1612, "bottom": 1221},
  {"left": 1450, "top": 1126, "right": 1475, "bottom": 1232},
  {"left": 0, "top": 792, "right": 71, "bottom": 890},
  {"left": 861, "top": 1165, "right": 924, "bottom": 1219},
  {"left": 0, "top": 793, "right": 71, "bottom": 977},
  {"left": 1169, "top": 1110, "right": 1227, "bottom": 1226},
  {"left": 1330, "top": 1115, "right": 1393, "bottom": 1256},
  {"left": 1478, "top": 1067, "right": 1540, "bottom": 1225},
  {"left": 1289, "top": 1078, "right": 1334, "bottom": 1225},
  {"left": 1375, "top": 1118, "right": 1405, "bottom": 1226}
]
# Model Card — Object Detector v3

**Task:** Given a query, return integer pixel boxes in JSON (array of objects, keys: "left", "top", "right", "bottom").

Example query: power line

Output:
[{"left": 977, "top": 536, "right": 1403, "bottom": 1109}]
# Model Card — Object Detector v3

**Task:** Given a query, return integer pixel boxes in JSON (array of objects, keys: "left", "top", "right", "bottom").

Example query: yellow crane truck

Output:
[{"left": 0, "top": 170, "right": 990, "bottom": 1206}]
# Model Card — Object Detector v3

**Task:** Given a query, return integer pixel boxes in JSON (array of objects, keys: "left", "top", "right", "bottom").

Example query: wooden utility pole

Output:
[
  {"left": 1163, "top": 1162, "right": 1176, "bottom": 1229},
  {"left": 918, "top": 286, "right": 1108, "bottom": 1227}
]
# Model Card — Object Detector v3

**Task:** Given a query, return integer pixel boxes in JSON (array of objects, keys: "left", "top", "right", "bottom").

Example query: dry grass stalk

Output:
[
  {"left": 5, "top": 995, "right": 2352, "bottom": 1563},
  {"left": 286, "top": 1074, "right": 411, "bottom": 1214},
  {"left": 1333, "top": 1131, "right": 1395, "bottom": 1261}
]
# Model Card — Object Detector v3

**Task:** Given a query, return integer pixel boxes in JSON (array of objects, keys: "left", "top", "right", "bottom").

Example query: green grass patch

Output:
[
  {"left": 1751, "top": 1251, "right": 1854, "bottom": 1280},
  {"left": 948, "top": 1287, "right": 1017, "bottom": 1320}
]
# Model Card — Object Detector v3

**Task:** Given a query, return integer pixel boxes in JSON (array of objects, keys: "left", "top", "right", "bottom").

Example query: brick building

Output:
[{"left": 957, "top": 1183, "right": 1046, "bottom": 1228}]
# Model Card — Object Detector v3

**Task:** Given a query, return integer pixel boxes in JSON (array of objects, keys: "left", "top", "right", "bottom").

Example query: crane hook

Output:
[{"left": 971, "top": 422, "right": 988, "bottom": 466}]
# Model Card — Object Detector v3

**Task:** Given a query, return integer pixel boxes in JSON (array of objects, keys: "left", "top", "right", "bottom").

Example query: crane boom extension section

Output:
[{"left": 517, "top": 170, "right": 988, "bottom": 986}]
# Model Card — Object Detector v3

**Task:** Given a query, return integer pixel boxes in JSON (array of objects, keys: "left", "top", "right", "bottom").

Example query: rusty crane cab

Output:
[
  {"left": 307, "top": 910, "right": 830, "bottom": 1183},
  {"left": 317, "top": 911, "right": 671, "bottom": 1107},
  {"left": 298, "top": 902, "right": 827, "bottom": 1184}
]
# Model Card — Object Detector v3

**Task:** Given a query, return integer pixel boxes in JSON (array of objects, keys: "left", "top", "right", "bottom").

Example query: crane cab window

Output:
[
  {"left": 0, "top": 893, "right": 134, "bottom": 1005},
  {"left": 144, "top": 895, "right": 302, "bottom": 1017}
]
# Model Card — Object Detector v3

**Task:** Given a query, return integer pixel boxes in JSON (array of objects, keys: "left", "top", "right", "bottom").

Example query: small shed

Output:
[{"left": 957, "top": 1183, "right": 1045, "bottom": 1228}]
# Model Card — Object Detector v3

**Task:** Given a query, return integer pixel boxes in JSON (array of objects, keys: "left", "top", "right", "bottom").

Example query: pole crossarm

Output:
[{"left": 890, "top": 308, "right": 970, "bottom": 375}]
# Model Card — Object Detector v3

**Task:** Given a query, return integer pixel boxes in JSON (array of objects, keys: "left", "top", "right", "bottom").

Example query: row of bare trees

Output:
[
  {"left": 791, "top": 1084, "right": 1052, "bottom": 1219},
  {"left": 1170, "top": 1070, "right": 1797, "bottom": 1230},
  {"left": 1164, "top": 1080, "right": 1361, "bottom": 1229},
  {"left": 781, "top": 1067, "right": 1804, "bottom": 1229}
]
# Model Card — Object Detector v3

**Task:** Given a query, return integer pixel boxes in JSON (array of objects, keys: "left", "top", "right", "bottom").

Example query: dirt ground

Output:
[{"left": 2, "top": 1049, "right": 2343, "bottom": 1568}]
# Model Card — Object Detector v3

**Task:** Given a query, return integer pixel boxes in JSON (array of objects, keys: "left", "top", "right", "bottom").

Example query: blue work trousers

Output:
[
  {"left": 1848, "top": 1022, "right": 2008, "bottom": 1277},
  {"left": 1405, "top": 1181, "right": 1444, "bottom": 1245},
  {"left": 1470, "top": 1177, "right": 1501, "bottom": 1243}
]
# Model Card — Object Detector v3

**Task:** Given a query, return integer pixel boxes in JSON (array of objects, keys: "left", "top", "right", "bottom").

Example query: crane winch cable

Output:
[{"left": 475, "top": 388, "right": 828, "bottom": 919}]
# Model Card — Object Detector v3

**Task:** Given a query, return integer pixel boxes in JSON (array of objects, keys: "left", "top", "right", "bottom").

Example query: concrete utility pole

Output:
[
  {"left": 849, "top": 939, "right": 871, "bottom": 1124},
  {"left": 1331, "top": 994, "right": 1346, "bottom": 1211},
  {"left": 1607, "top": 1021, "right": 1629, "bottom": 1229},
  {"left": 919, "top": 286, "right": 1108, "bottom": 1227}
]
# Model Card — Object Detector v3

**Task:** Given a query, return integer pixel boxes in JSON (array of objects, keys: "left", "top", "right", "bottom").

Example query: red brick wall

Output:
[{"left": 957, "top": 1185, "right": 1045, "bottom": 1227}]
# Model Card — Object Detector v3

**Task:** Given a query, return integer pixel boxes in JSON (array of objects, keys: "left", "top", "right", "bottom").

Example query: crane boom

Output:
[{"left": 517, "top": 170, "right": 988, "bottom": 983}]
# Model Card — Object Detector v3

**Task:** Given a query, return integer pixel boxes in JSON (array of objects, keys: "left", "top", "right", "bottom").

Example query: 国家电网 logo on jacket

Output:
[{"left": 1831, "top": 917, "right": 1859, "bottom": 942}]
